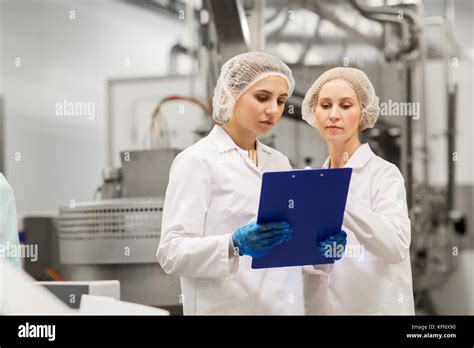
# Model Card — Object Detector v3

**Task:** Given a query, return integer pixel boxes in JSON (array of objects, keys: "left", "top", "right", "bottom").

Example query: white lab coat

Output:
[
  {"left": 304, "top": 144, "right": 415, "bottom": 315},
  {"left": 157, "top": 125, "right": 304, "bottom": 315},
  {"left": 0, "top": 173, "right": 20, "bottom": 267}
]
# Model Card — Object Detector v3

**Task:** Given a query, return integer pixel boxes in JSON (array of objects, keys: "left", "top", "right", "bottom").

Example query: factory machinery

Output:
[{"left": 27, "top": 0, "right": 467, "bottom": 314}]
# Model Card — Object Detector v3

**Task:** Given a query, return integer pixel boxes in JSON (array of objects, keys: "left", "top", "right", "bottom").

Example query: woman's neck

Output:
[
  {"left": 223, "top": 123, "right": 257, "bottom": 150},
  {"left": 327, "top": 136, "right": 361, "bottom": 168}
]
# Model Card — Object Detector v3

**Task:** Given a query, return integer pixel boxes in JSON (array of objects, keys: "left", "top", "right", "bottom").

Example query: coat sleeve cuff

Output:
[
  {"left": 226, "top": 233, "right": 239, "bottom": 276},
  {"left": 303, "top": 264, "right": 333, "bottom": 275}
]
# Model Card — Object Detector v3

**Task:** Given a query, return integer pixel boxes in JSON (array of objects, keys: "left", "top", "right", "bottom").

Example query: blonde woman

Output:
[{"left": 302, "top": 67, "right": 414, "bottom": 314}]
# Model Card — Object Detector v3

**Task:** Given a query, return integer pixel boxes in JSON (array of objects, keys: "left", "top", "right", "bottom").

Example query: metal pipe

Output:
[
  {"left": 424, "top": 15, "right": 456, "bottom": 214},
  {"left": 200, "top": 1, "right": 220, "bottom": 101},
  {"left": 351, "top": 0, "right": 422, "bottom": 59},
  {"left": 122, "top": 0, "right": 185, "bottom": 20},
  {"left": 247, "top": 0, "right": 265, "bottom": 51},
  {"left": 405, "top": 64, "right": 414, "bottom": 210},
  {"left": 297, "top": 16, "right": 321, "bottom": 65},
  {"left": 447, "top": 85, "right": 457, "bottom": 212},
  {"left": 416, "top": 2, "right": 429, "bottom": 185},
  {"left": 265, "top": 6, "right": 286, "bottom": 24},
  {"left": 350, "top": 1, "right": 423, "bottom": 210},
  {"left": 265, "top": 7, "right": 291, "bottom": 41},
  {"left": 293, "top": 0, "right": 384, "bottom": 50},
  {"left": 352, "top": 0, "right": 422, "bottom": 29},
  {"left": 208, "top": 0, "right": 251, "bottom": 61}
]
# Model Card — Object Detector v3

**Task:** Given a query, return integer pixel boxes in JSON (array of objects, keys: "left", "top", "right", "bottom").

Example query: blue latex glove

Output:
[
  {"left": 232, "top": 221, "right": 292, "bottom": 257},
  {"left": 318, "top": 230, "right": 347, "bottom": 261}
]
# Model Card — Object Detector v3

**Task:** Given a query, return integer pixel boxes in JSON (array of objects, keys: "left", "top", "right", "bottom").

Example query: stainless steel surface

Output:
[
  {"left": 56, "top": 198, "right": 182, "bottom": 307},
  {"left": 23, "top": 216, "right": 62, "bottom": 280},
  {"left": 100, "top": 166, "right": 122, "bottom": 199},
  {"left": 115, "top": 263, "right": 180, "bottom": 307},
  {"left": 102, "top": 166, "right": 121, "bottom": 182},
  {"left": 36, "top": 280, "right": 120, "bottom": 309},
  {"left": 57, "top": 198, "right": 164, "bottom": 264},
  {"left": 120, "top": 149, "right": 180, "bottom": 198},
  {"left": 59, "top": 263, "right": 181, "bottom": 307}
]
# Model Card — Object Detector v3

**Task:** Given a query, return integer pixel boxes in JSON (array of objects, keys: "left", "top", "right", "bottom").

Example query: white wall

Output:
[{"left": 1, "top": 0, "right": 188, "bottom": 215}]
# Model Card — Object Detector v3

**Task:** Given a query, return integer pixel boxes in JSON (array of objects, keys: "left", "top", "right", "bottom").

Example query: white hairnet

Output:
[
  {"left": 212, "top": 51, "right": 295, "bottom": 125},
  {"left": 301, "top": 67, "right": 380, "bottom": 131}
]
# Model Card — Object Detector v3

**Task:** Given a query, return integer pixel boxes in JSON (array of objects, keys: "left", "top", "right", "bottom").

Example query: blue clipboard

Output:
[{"left": 251, "top": 168, "right": 352, "bottom": 269}]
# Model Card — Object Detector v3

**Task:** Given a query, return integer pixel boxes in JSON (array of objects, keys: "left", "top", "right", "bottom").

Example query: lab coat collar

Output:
[
  {"left": 256, "top": 139, "right": 272, "bottom": 169},
  {"left": 209, "top": 125, "right": 237, "bottom": 154},
  {"left": 209, "top": 125, "right": 272, "bottom": 170},
  {"left": 322, "top": 143, "right": 374, "bottom": 169}
]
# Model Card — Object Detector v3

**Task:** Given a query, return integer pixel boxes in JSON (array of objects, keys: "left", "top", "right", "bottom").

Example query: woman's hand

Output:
[
  {"left": 318, "top": 230, "right": 347, "bottom": 261},
  {"left": 232, "top": 221, "right": 292, "bottom": 257}
]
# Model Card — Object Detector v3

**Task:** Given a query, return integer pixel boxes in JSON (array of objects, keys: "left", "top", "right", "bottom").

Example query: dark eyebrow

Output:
[
  {"left": 319, "top": 97, "right": 355, "bottom": 102},
  {"left": 255, "top": 89, "right": 288, "bottom": 97}
]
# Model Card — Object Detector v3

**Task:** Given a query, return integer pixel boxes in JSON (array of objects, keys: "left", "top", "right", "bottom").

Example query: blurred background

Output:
[{"left": 0, "top": 0, "right": 472, "bottom": 315}]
